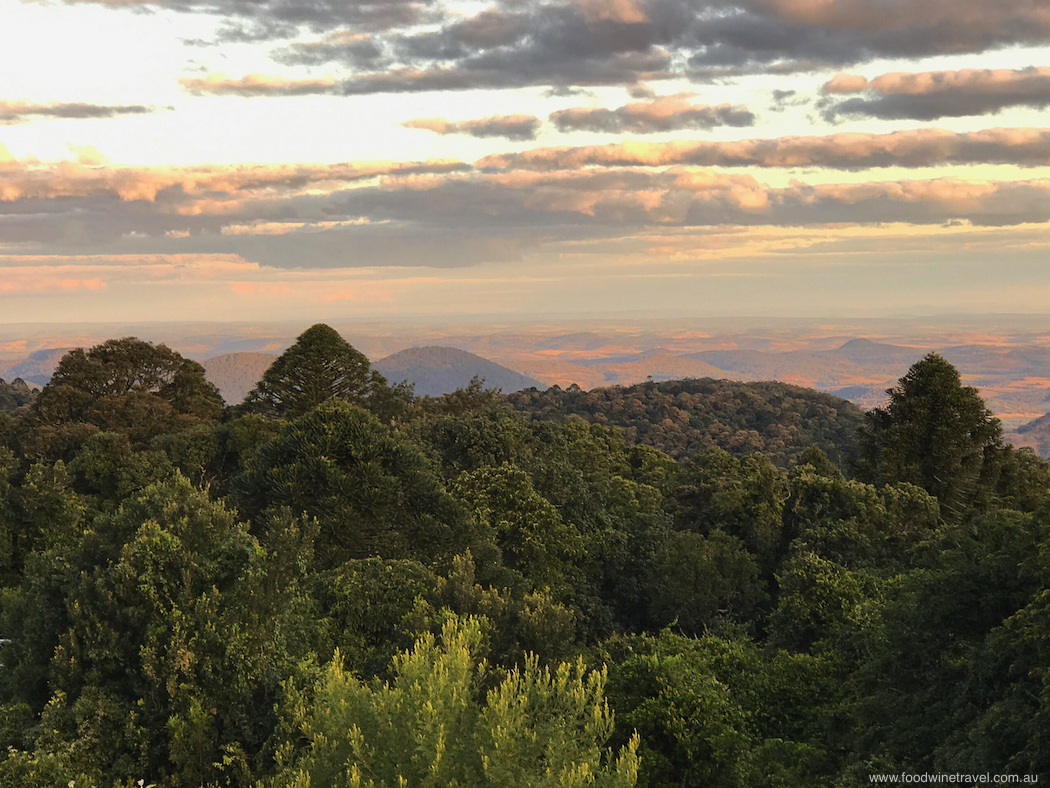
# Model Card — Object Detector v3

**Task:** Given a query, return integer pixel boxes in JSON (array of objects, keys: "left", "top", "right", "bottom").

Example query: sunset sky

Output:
[{"left": 4, "top": 0, "right": 1050, "bottom": 322}]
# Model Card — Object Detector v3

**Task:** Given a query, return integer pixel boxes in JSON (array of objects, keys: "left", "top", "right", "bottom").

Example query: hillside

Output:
[
  {"left": 374, "top": 346, "right": 542, "bottom": 397},
  {"left": 1006, "top": 411, "right": 1050, "bottom": 458},
  {"left": 0, "top": 348, "right": 71, "bottom": 386},
  {"left": 507, "top": 377, "right": 866, "bottom": 468},
  {"left": 202, "top": 352, "right": 278, "bottom": 404}
]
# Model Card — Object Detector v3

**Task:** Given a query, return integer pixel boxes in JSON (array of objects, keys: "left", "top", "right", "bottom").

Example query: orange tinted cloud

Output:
[
  {"left": 0, "top": 276, "right": 105, "bottom": 293},
  {"left": 479, "top": 127, "right": 1050, "bottom": 170},
  {"left": 0, "top": 155, "right": 469, "bottom": 203},
  {"left": 403, "top": 114, "right": 542, "bottom": 140},
  {"left": 177, "top": 72, "right": 339, "bottom": 96},
  {"left": 825, "top": 67, "right": 1050, "bottom": 95},
  {"left": 572, "top": 0, "right": 649, "bottom": 24},
  {"left": 821, "top": 67, "right": 1050, "bottom": 119},
  {"left": 752, "top": 0, "right": 1050, "bottom": 31}
]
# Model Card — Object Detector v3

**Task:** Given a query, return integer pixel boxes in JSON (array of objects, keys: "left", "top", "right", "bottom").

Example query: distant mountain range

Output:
[
  {"left": 0, "top": 348, "right": 72, "bottom": 386},
  {"left": 374, "top": 346, "right": 542, "bottom": 397},
  {"left": 201, "top": 352, "right": 278, "bottom": 404},
  {"left": 8, "top": 320, "right": 1050, "bottom": 442}
]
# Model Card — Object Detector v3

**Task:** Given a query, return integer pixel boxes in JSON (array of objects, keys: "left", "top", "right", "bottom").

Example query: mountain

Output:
[
  {"left": 588, "top": 351, "right": 733, "bottom": 386},
  {"left": 202, "top": 352, "right": 277, "bottom": 404},
  {"left": 824, "top": 338, "right": 922, "bottom": 366},
  {"left": 1006, "top": 411, "right": 1050, "bottom": 459},
  {"left": 0, "top": 348, "right": 72, "bottom": 386},
  {"left": 374, "top": 346, "right": 542, "bottom": 397}
]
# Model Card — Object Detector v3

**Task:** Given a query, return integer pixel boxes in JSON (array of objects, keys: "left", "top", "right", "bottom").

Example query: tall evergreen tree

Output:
[
  {"left": 858, "top": 353, "right": 1003, "bottom": 522},
  {"left": 243, "top": 324, "right": 389, "bottom": 418}
]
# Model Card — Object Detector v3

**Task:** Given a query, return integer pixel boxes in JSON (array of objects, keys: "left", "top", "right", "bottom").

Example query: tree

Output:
[
  {"left": 2, "top": 475, "right": 318, "bottom": 787},
  {"left": 648, "top": 530, "right": 766, "bottom": 636},
  {"left": 243, "top": 324, "right": 391, "bottom": 419},
  {"left": 19, "top": 338, "right": 224, "bottom": 459},
  {"left": 269, "top": 614, "right": 639, "bottom": 788},
  {"left": 238, "top": 400, "right": 472, "bottom": 569},
  {"left": 858, "top": 353, "right": 1003, "bottom": 522}
]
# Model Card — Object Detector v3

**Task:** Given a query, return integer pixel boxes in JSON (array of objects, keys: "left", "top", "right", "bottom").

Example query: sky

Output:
[{"left": 4, "top": 0, "right": 1050, "bottom": 322}]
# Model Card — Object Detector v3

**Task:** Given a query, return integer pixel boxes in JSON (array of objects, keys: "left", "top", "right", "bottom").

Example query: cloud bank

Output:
[
  {"left": 111, "top": 0, "right": 1050, "bottom": 94},
  {"left": 550, "top": 95, "right": 755, "bottom": 133},
  {"left": 403, "top": 114, "right": 542, "bottom": 140},
  {"left": 0, "top": 100, "right": 157, "bottom": 124},
  {"left": 822, "top": 67, "right": 1050, "bottom": 120}
]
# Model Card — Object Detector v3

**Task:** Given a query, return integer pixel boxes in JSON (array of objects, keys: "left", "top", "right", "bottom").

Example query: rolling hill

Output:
[
  {"left": 507, "top": 377, "right": 867, "bottom": 468},
  {"left": 374, "top": 346, "right": 542, "bottom": 397},
  {"left": 202, "top": 352, "right": 278, "bottom": 404}
]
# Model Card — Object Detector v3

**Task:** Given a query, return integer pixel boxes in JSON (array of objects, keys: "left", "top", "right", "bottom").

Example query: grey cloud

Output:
[
  {"left": 768, "top": 88, "right": 808, "bottom": 112},
  {"left": 179, "top": 0, "right": 442, "bottom": 37},
  {"left": 479, "top": 128, "right": 1050, "bottom": 171},
  {"left": 820, "top": 67, "right": 1050, "bottom": 121},
  {"left": 14, "top": 161, "right": 1050, "bottom": 274},
  {"left": 61, "top": 0, "right": 1050, "bottom": 94},
  {"left": 403, "top": 115, "right": 542, "bottom": 141},
  {"left": 0, "top": 101, "right": 157, "bottom": 124},
  {"left": 550, "top": 96, "right": 755, "bottom": 133}
]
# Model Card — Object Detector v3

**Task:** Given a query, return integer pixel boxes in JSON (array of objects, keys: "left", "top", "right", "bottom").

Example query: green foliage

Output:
[
  {"left": 602, "top": 631, "right": 839, "bottom": 788},
  {"left": 785, "top": 461, "right": 941, "bottom": 572},
  {"left": 18, "top": 338, "right": 224, "bottom": 461},
  {"left": 239, "top": 399, "right": 471, "bottom": 569},
  {"left": 768, "top": 551, "right": 876, "bottom": 656},
  {"left": 847, "top": 508, "right": 1049, "bottom": 772},
  {"left": 4, "top": 331, "right": 1050, "bottom": 786},
  {"left": 671, "top": 447, "right": 789, "bottom": 574},
  {"left": 859, "top": 353, "right": 1004, "bottom": 522},
  {"left": 451, "top": 463, "right": 582, "bottom": 594},
  {"left": 2, "top": 475, "right": 318, "bottom": 787},
  {"left": 508, "top": 378, "right": 865, "bottom": 467},
  {"left": 312, "top": 557, "right": 439, "bottom": 677},
  {"left": 269, "top": 614, "right": 639, "bottom": 788},
  {"left": 648, "top": 530, "right": 766, "bottom": 636},
  {"left": 0, "top": 377, "right": 35, "bottom": 414},
  {"left": 243, "top": 323, "right": 392, "bottom": 419}
]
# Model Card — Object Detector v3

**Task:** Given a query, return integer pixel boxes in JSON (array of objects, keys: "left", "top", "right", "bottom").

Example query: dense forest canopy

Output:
[
  {"left": 507, "top": 377, "right": 867, "bottom": 468},
  {"left": 1, "top": 329, "right": 1049, "bottom": 786}
]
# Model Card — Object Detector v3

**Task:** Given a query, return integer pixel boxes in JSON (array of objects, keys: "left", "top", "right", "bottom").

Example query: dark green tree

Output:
[
  {"left": 243, "top": 324, "right": 394, "bottom": 419},
  {"left": 648, "top": 530, "right": 766, "bottom": 636},
  {"left": 238, "top": 400, "right": 472, "bottom": 569},
  {"left": 0, "top": 378, "right": 34, "bottom": 414},
  {"left": 19, "top": 338, "right": 223, "bottom": 460},
  {"left": 858, "top": 353, "right": 1003, "bottom": 522}
]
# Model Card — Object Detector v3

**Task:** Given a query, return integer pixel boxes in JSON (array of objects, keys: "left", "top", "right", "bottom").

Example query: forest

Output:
[{"left": 1, "top": 323, "right": 1048, "bottom": 787}]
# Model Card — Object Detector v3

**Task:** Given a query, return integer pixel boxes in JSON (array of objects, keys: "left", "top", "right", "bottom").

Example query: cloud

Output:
[
  {"left": 66, "top": 144, "right": 109, "bottom": 166},
  {"left": 403, "top": 114, "right": 542, "bottom": 141},
  {"left": 550, "top": 94, "right": 755, "bottom": 133},
  {"left": 0, "top": 100, "right": 156, "bottom": 124},
  {"left": 478, "top": 127, "right": 1050, "bottom": 171},
  {"left": 684, "top": 0, "right": 1050, "bottom": 74},
  {"left": 0, "top": 154, "right": 469, "bottom": 203},
  {"left": 821, "top": 67, "right": 1050, "bottom": 120},
  {"left": 174, "top": 0, "right": 443, "bottom": 36},
  {"left": 572, "top": 0, "right": 649, "bottom": 25},
  {"left": 57, "top": 0, "right": 1050, "bottom": 94},
  {"left": 13, "top": 138, "right": 1050, "bottom": 280},
  {"left": 178, "top": 72, "right": 340, "bottom": 96}
]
